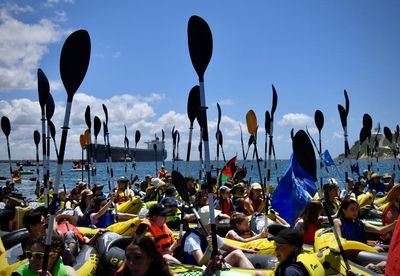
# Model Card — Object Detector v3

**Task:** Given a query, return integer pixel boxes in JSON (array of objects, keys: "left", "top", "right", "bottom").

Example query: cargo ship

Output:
[{"left": 86, "top": 137, "right": 167, "bottom": 162}]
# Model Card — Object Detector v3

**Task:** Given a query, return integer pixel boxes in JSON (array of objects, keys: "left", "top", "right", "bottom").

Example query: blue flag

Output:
[
  {"left": 271, "top": 154, "right": 317, "bottom": 226},
  {"left": 321, "top": 150, "right": 335, "bottom": 167},
  {"left": 351, "top": 162, "right": 360, "bottom": 176}
]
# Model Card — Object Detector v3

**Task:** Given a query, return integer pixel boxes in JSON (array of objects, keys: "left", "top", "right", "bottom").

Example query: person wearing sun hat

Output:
[
  {"left": 243, "top": 182, "right": 265, "bottom": 216},
  {"left": 368, "top": 172, "right": 385, "bottom": 194},
  {"left": 270, "top": 228, "right": 324, "bottom": 275},
  {"left": 158, "top": 164, "right": 168, "bottom": 179},
  {"left": 214, "top": 185, "right": 235, "bottom": 216},
  {"left": 181, "top": 205, "right": 255, "bottom": 268},
  {"left": 322, "top": 178, "right": 341, "bottom": 216}
]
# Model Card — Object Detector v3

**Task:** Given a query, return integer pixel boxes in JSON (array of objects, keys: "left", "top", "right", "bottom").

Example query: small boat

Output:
[
  {"left": 70, "top": 167, "right": 92, "bottom": 172},
  {"left": 19, "top": 170, "right": 34, "bottom": 175}
]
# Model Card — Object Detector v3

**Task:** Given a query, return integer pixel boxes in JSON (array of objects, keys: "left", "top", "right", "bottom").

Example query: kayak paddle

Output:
[
  {"left": 93, "top": 115, "right": 101, "bottom": 185},
  {"left": 186, "top": 86, "right": 200, "bottom": 176},
  {"left": 1, "top": 116, "right": 13, "bottom": 181},
  {"left": 85, "top": 105, "right": 92, "bottom": 188},
  {"left": 34, "top": 130, "right": 41, "bottom": 197}
]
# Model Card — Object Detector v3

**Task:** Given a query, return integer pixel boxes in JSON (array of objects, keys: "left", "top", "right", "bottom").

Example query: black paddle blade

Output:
[
  {"left": 37, "top": 69, "right": 50, "bottom": 111},
  {"left": 172, "top": 127, "right": 177, "bottom": 145},
  {"left": 217, "top": 102, "right": 222, "bottom": 127},
  {"left": 344, "top": 90, "right": 350, "bottom": 116},
  {"left": 48, "top": 120, "right": 56, "bottom": 140},
  {"left": 85, "top": 105, "right": 91, "bottom": 129},
  {"left": 102, "top": 122, "right": 108, "bottom": 137},
  {"left": 34, "top": 130, "right": 40, "bottom": 146},
  {"left": 187, "top": 85, "right": 200, "bottom": 124},
  {"left": 177, "top": 131, "right": 180, "bottom": 144},
  {"left": 248, "top": 135, "right": 255, "bottom": 147},
  {"left": 135, "top": 130, "right": 141, "bottom": 145},
  {"left": 265, "top": 111, "right": 271, "bottom": 135},
  {"left": 271, "top": 84, "right": 278, "bottom": 118},
  {"left": 384, "top": 127, "right": 393, "bottom": 143},
  {"left": 93, "top": 116, "right": 101, "bottom": 137},
  {"left": 102, "top": 104, "right": 108, "bottom": 125},
  {"left": 187, "top": 16, "right": 213, "bottom": 82},
  {"left": 161, "top": 129, "right": 165, "bottom": 142},
  {"left": 216, "top": 129, "right": 223, "bottom": 146},
  {"left": 124, "top": 137, "right": 129, "bottom": 148},
  {"left": 198, "top": 142, "right": 203, "bottom": 159},
  {"left": 1, "top": 116, "right": 11, "bottom": 137},
  {"left": 314, "top": 110, "right": 324, "bottom": 131},
  {"left": 338, "top": 104, "right": 347, "bottom": 129},
  {"left": 292, "top": 130, "right": 317, "bottom": 181},
  {"left": 60, "top": 30, "right": 91, "bottom": 101},
  {"left": 153, "top": 143, "right": 157, "bottom": 151},
  {"left": 45, "top": 93, "right": 55, "bottom": 121},
  {"left": 362, "top": 113, "right": 372, "bottom": 131},
  {"left": 171, "top": 170, "right": 190, "bottom": 203},
  {"left": 359, "top": 127, "right": 368, "bottom": 145}
]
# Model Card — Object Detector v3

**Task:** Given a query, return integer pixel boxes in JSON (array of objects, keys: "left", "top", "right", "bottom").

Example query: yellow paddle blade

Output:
[
  {"left": 246, "top": 109, "right": 258, "bottom": 135},
  {"left": 80, "top": 134, "right": 85, "bottom": 148},
  {"left": 84, "top": 129, "right": 90, "bottom": 145}
]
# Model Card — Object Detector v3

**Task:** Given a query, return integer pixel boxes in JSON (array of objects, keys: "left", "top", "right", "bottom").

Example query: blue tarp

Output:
[
  {"left": 271, "top": 154, "right": 317, "bottom": 226},
  {"left": 321, "top": 150, "right": 335, "bottom": 167}
]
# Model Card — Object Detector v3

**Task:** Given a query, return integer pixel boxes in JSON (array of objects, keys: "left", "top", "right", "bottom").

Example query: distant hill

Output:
[{"left": 338, "top": 133, "right": 397, "bottom": 160}]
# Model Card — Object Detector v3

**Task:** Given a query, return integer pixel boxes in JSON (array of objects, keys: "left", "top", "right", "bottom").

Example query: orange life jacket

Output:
[{"left": 136, "top": 218, "right": 172, "bottom": 253}]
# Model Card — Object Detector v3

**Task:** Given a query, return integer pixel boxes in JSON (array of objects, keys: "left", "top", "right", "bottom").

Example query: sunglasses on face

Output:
[{"left": 26, "top": 251, "right": 58, "bottom": 260}]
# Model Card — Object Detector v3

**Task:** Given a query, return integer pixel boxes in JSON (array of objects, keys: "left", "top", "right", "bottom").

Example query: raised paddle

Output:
[
  {"left": 48, "top": 120, "right": 59, "bottom": 158},
  {"left": 264, "top": 111, "right": 270, "bottom": 187},
  {"left": 371, "top": 123, "right": 381, "bottom": 172},
  {"left": 188, "top": 15, "right": 219, "bottom": 258},
  {"left": 37, "top": 68, "right": 50, "bottom": 207},
  {"left": 239, "top": 125, "right": 246, "bottom": 164},
  {"left": 1, "top": 116, "right": 13, "bottom": 180},
  {"left": 154, "top": 142, "right": 158, "bottom": 177},
  {"left": 79, "top": 134, "right": 85, "bottom": 182},
  {"left": 338, "top": 104, "right": 350, "bottom": 190},
  {"left": 344, "top": 89, "right": 350, "bottom": 116},
  {"left": 93, "top": 116, "right": 101, "bottom": 185},
  {"left": 314, "top": 109, "right": 324, "bottom": 191},
  {"left": 384, "top": 126, "right": 396, "bottom": 174},
  {"left": 198, "top": 140, "right": 203, "bottom": 181},
  {"left": 176, "top": 130, "right": 181, "bottom": 171},
  {"left": 245, "top": 135, "right": 255, "bottom": 160},
  {"left": 85, "top": 105, "right": 92, "bottom": 188},
  {"left": 216, "top": 129, "right": 226, "bottom": 162},
  {"left": 84, "top": 128, "right": 91, "bottom": 183},
  {"left": 266, "top": 85, "right": 278, "bottom": 188},
  {"left": 186, "top": 86, "right": 200, "bottom": 176},
  {"left": 172, "top": 126, "right": 177, "bottom": 170},
  {"left": 132, "top": 130, "right": 141, "bottom": 182},
  {"left": 363, "top": 113, "right": 373, "bottom": 173},
  {"left": 102, "top": 104, "right": 114, "bottom": 190},
  {"left": 43, "top": 29, "right": 90, "bottom": 272},
  {"left": 246, "top": 110, "right": 264, "bottom": 195},
  {"left": 124, "top": 125, "right": 128, "bottom": 176},
  {"left": 45, "top": 93, "right": 55, "bottom": 200},
  {"left": 161, "top": 129, "right": 165, "bottom": 166},
  {"left": 216, "top": 102, "right": 222, "bottom": 172},
  {"left": 34, "top": 130, "right": 41, "bottom": 197},
  {"left": 293, "top": 130, "right": 351, "bottom": 272}
]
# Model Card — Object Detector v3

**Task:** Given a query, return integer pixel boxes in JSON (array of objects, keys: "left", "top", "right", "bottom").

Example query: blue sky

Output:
[{"left": 0, "top": 0, "right": 399, "bottom": 161}]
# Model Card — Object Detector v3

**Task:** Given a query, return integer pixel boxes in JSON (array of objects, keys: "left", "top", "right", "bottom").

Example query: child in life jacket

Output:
[
  {"left": 334, "top": 199, "right": 397, "bottom": 248},
  {"left": 225, "top": 212, "right": 268, "bottom": 242},
  {"left": 294, "top": 200, "right": 327, "bottom": 245},
  {"left": 214, "top": 186, "right": 235, "bottom": 216}
]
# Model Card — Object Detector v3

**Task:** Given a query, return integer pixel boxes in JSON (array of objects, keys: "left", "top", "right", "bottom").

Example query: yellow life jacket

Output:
[
  {"left": 274, "top": 253, "right": 324, "bottom": 276},
  {"left": 358, "top": 192, "right": 374, "bottom": 208},
  {"left": 9, "top": 206, "right": 32, "bottom": 231}
]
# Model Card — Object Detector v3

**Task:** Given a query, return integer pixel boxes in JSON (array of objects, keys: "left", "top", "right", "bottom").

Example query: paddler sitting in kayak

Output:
[
  {"left": 135, "top": 203, "right": 182, "bottom": 263},
  {"left": 225, "top": 212, "right": 268, "bottom": 242},
  {"left": 181, "top": 206, "right": 256, "bottom": 268},
  {"left": 334, "top": 199, "right": 397, "bottom": 251},
  {"left": 214, "top": 186, "right": 235, "bottom": 216},
  {"left": 114, "top": 176, "right": 135, "bottom": 203},
  {"left": 0, "top": 191, "right": 26, "bottom": 231},
  {"left": 13, "top": 233, "right": 77, "bottom": 276},
  {"left": 321, "top": 180, "right": 341, "bottom": 217},
  {"left": 268, "top": 228, "right": 324, "bottom": 276},
  {"left": 368, "top": 172, "right": 385, "bottom": 194},
  {"left": 243, "top": 183, "right": 265, "bottom": 216}
]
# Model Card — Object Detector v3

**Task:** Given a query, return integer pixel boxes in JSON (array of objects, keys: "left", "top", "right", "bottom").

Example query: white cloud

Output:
[
  {"left": 0, "top": 8, "right": 63, "bottom": 92},
  {"left": 54, "top": 11, "right": 68, "bottom": 22},
  {"left": 333, "top": 131, "right": 343, "bottom": 139},
  {"left": 306, "top": 127, "right": 318, "bottom": 135},
  {"left": 95, "top": 53, "right": 105, "bottom": 58},
  {"left": 44, "top": 0, "right": 75, "bottom": 8},
  {"left": 113, "top": 51, "right": 121, "bottom": 59},
  {"left": 0, "top": 93, "right": 247, "bottom": 161},
  {"left": 218, "top": 99, "right": 234, "bottom": 106},
  {"left": 140, "top": 93, "right": 165, "bottom": 103},
  {"left": 1, "top": 3, "right": 33, "bottom": 14},
  {"left": 278, "top": 113, "right": 313, "bottom": 127}
]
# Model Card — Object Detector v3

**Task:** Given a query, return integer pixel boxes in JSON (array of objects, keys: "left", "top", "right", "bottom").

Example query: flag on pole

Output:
[
  {"left": 220, "top": 155, "right": 237, "bottom": 185},
  {"left": 321, "top": 150, "right": 335, "bottom": 167},
  {"left": 351, "top": 163, "right": 360, "bottom": 176}
]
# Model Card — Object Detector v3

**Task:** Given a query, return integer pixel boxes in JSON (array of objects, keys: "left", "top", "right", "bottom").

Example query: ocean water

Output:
[{"left": 0, "top": 159, "right": 395, "bottom": 201}]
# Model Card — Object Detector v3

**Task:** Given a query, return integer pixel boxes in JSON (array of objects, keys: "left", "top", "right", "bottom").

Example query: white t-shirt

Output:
[{"left": 183, "top": 232, "right": 224, "bottom": 255}]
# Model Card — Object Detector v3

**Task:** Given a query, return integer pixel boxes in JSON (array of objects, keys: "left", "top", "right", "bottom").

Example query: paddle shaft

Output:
[
  {"left": 45, "top": 122, "right": 51, "bottom": 208},
  {"left": 318, "top": 132, "right": 323, "bottom": 190},
  {"left": 103, "top": 132, "right": 110, "bottom": 190},
  {"left": 199, "top": 81, "right": 218, "bottom": 256},
  {"left": 88, "top": 129, "right": 93, "bottom": 189},
  {"left": 93, "top": 135, "right": 98, "bottom": 185},
  {"left": 41, "top": 114, "right": 49, "bottom": 208},
  {"left": 185, "top": 125, "right": 194, "bottom": 177},
  {"left": 81, "top": 147, "right": 84, "bottom": 181},
  {"left": 106, "top": 132, "right": 114, "bottom": 191},
  {"left": 155, "top": 146, "right": 158, "bottom": 177},
  {"left": 240, "top": 126, "right": 246, "bottom": 164},
  {"left": 343, "top": 126, "right": 349, "bottom": 191}
]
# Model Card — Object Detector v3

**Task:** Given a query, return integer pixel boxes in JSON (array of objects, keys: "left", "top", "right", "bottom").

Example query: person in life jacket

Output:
[
  {"left": 12, "top": 233, "right": 77, "bottom": 276},
  {"left": 269, "top": 228, "right": 324, "bottom": 276},
  {"left": 0, "top": 191, "right": 25, "bottom": 231},
  {"left": 90, "top": 194, "right": 117, "bottom": 228},
  {"left": 321, "top": 180, "right": 341, "bottom": 217},
  {"left": 182, "top": 205, "right": 256, "bottom": 268},
  {"left": 56, "top": 209, "right": 106, "bottom": 257},
  {"left": 294, "top": 200, "right": 327, "bottom": 245},
  {"left": 333, "top": 199, "right": 397, "bottom": 249},
  {"left": 135, "top": 203, "right": 182, "bottom": 263},
  {"left": 225, "top": 212, "right": 268, "bottom": 242},
  {"left": 382, "top": 184, "right": 400, "bottom": 241},
  {"left": 115, "top": 176, "right": 135, "bottom": 203},
  {"left": 114, "top": 235, "right": 172, "bottom": 276},
  {"left": 243, "top": 183, "right": 265, "bottom": 216},
  {"left": 214, "top": 186, "right": 235, "bottom": 216},
  {"left": 157, "top": 165, "right": 168, "bottom": 179}
]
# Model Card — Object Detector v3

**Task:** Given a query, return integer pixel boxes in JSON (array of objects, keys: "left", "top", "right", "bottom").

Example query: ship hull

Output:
[{"left": 87, "top": 144, "right": 167, "bottom": 162}]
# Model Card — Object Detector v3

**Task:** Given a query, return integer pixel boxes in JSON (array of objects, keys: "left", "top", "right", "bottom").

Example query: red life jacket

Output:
[
  {"left": 57, "top": 221, "right": 85, "bottom": 243},
  {"left": 219, "top": 198, "right": 232, "bottom": 216},
  {"left": 136, "top": 218, "right": 172, "bottom": 253}
]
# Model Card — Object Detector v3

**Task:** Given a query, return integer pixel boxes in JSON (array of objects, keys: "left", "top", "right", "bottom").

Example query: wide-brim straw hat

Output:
[{"left": 386, "top": 184, "right": 400, "bottom": 203}]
